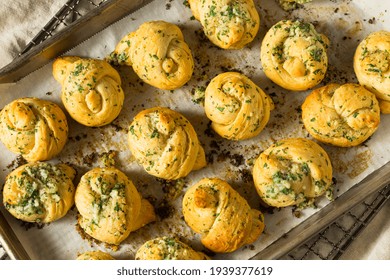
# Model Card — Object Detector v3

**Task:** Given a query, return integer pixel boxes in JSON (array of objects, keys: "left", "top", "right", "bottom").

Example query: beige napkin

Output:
[{"left": 0, "top": 1, "right": 68, "bottom": 69}]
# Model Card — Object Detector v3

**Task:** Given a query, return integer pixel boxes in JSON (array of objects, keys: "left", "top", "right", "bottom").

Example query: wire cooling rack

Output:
[
  {"left": 19, "top": 0, "right": 107, "bottom": 56},
  {"left": 281, "top": 185, "right": 390, "bottom": 260},
  {"left": 1, "top": 0, "right": 389, "bottom": 260}
]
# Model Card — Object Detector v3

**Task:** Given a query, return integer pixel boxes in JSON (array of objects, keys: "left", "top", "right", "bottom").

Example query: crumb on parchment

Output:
[{"left": 278, "top": 0, "right": 312, "bottom": 11}]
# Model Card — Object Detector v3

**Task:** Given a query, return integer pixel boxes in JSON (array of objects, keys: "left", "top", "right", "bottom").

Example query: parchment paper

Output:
[{"left": 0, "top": 0, "right": 389, "bottom": 260}]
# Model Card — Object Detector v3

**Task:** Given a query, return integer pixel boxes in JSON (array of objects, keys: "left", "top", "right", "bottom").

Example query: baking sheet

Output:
[{"left": 0, "top": 0, "right": 389, "bottom": 260}]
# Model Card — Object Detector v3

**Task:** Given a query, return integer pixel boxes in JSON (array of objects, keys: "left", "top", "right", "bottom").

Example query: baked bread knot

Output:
[
  {"left": 75, "top": 167, "right": 156, "bottom": 245},
  {"left": 253, "top": 138, "right": 333, "bottom": 208},
  {"left": 3, "top": 162, "right": 76, "bottom": 223},
  {"left": 0, "top": 97, "right": 68, "bottom": 162},
  {"left": 188, "top": 0, "right": 260, "bottom": 49},
  {"left": 135, "top": 236, "right": 210, "bottom": 260},
  {"left": 302, "top": 83, "right": 380, "bottom": 147},
  {"left": 379, "top": 99, "right": 390, "bottom": 114},
  {"left": 53, "top": 56, "right": 124, "bottom": 127},
  {"left": 354, "top": 30, "right": 390, "bottom": 113},
  {"left": 260, "top": 20, "right": 329, "bottom": 91},
  {"left": 182, "top": 178, "right": 265, "bottom": 253},
  {"left": 204, "top": 72, "right": 274, "bottom": 140},
  {"left": 128, "top": 107, "right": 206, "bottom": 180},
  {"left": 277, "top": 0, "right": 312, "bottom": 11},
  {"left": 111, "top": 21, "right": 193, "bottom": 90},
  {"left": 76, "top": 251, "right": 115, "bottom": 260}
]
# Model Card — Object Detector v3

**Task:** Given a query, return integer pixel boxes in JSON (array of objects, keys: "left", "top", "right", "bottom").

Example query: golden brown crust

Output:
[
  {"left": 76, "top": 251, "right": 115, "bottom": 260},
  {"left": 302, "top": 83, "right": 380, "bottom": 147},
  {"left": 379, "top": 99, "right": 390, "bottom": 114},
  {"left": 128, "top": 107, "right": 206, "bottom": 180},
  {"left": 204, "top": 72, "right": 274, "bottom": 140},
  {"left": 260, "top": 20, "right": 329, "bottom": 91},
  {"left": 111, "top": 21, "right": 193, "bottom": 90},
  {"left": 135, "top": 236, "right": 210, "bottom": 260},
  {"left": 253, "top": 138, "right": 333, "bottom": 208},
  {"left": 53, "top": 56, "right": 124, "bottom": 127},
  {"left": 188, "top": 0, "right": 260, "bottom": 49},
  {"left": 75, "top": 167, "right": 156, "bottom": 245},
  {"left": 0, "top": 97, "right": 68, "bottom": 162},
  {"left": 354, "top": 30, "right": 390, "bottom": 111},
  {"left": 182, "top": 178, "right": 264, "bottom": 253},
  {"left": 3, "top": 162, "right": 76, "bottom": 223}
]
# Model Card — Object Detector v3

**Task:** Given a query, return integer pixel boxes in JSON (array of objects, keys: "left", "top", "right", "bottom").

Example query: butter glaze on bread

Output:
[
  {"left": 3, "top": 162, "right": 76, "bottom": 223},
  {"left": 260, "top": 20, "right": 329, "bottom": 91},
  {"left": 182, "top": 178, "right": 264, "bottom": 253},
  {"left": 253, "top": 138, "right": 333, "bottom": 208},
  {"left": 204, "top": 72, "right": 274, "bottom": 140},
  {"left": 77, "top": 251, "right": 115, "bottom": 260},
  {"left": 53, "top": 56, "right": 124, "bottom": 127},
  {"left": 0, "top": 97, "right": 68, "bottom": 162},
  {"left": 354, "top": 30, "right": 390, "bottom": 114},
  {"left": 75, "top": 167, "right": 156, "bottom": 245},
  {"left": 302, "top": 83, "right": 380, "bottom": 147},
  {"left": 188, "top": 0, "right": 260, "bottom": 49},
  {"left": 111, "top": 21, "right": 194, "bottom": 90},
  {"left": 128, "top": 107, "right": 206, "bottom": 180},
  {"left": 135, "top": 236, "right": 210, "bottom": 260}
]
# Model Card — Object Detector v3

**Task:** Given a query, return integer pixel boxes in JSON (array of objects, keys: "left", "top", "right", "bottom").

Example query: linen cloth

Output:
[
  {"left": 0, "top": 1, "right": 68, "bottom": 69},
  {"left": 0, "top": 0, "right": 388, "bottom": 260}
]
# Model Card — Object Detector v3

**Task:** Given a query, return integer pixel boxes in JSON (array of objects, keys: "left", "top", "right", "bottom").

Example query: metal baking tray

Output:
[{"left": 1, "top": 0, "right": 389, "bottom": 260}]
